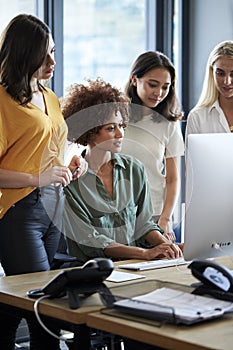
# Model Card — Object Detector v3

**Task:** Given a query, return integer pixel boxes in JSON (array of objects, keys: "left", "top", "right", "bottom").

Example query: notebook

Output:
[{"left": 113, "top": 287, "right": 233, "bottom": 325}]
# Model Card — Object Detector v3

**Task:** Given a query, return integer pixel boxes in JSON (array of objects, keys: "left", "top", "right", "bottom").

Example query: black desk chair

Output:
[
  {"left": 51, "top": 252, "right": 82, "bottom": 270},
  {"left": 51, "top": 233, "right": 83, "bottom": 269}
]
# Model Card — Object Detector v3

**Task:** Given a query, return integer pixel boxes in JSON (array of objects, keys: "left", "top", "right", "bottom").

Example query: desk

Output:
[
  {"left": 0, "top": 258, "right": 194, "bottom": 322},
  {"left": 87, "top": 257, "right": 233, "bottom": 350},
  {"left": 0, "top": 267, "right": 110, "bottom": 350},
  {"left": 0, "top": 259, "right": 194, "bottom": 349},
  {"left": 0, "top": 257, "right": 232, "bottom": 350}
]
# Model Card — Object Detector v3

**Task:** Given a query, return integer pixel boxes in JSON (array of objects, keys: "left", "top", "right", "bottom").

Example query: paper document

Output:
[
  {"left": 114, "top": 287, "right": 233, "bottom": 324},
  {"left": 106, "top": 270, "right": 145, "bottom": 283}
]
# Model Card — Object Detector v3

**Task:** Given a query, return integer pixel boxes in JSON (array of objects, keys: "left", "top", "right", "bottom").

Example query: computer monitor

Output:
[{"left": 183, "top": 133, "right": 233, "bottom": 261}]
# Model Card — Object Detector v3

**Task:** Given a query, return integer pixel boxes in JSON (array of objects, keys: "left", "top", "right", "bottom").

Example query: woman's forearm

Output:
[
  {"left": 104, "top": 238, "right": 182, "bottom": 260},
  {"left": 104, "top": 242, "right": 146, "bottom": 260},
  {"left": 0, "top": 168, "right": 37, "bottom": 188},
  {"left": 160, "top": 157, "right": 180, "bottom": 221},
  {"left": 0, "top": 165, "right": 72, "bottom": 188}
]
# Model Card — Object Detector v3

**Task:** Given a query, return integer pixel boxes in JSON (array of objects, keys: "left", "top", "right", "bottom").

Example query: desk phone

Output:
[
  {"left": 27, "top": 258, "right": 115, "bottom": 308},
  {"left": 188, "top": 259, "right": 233, "bottom": 301}
]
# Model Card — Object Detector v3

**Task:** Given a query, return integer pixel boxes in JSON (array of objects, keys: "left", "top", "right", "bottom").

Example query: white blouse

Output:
[{"left": 122, "top": 113, "right": 184, "bottom": 215}]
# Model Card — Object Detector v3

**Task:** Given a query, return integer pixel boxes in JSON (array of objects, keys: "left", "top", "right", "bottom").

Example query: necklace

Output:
[{"left": 93, "top": 161, "right": 113, "bottom": 177}]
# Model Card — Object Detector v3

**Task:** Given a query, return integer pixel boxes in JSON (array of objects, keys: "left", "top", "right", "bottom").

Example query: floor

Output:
[
  {"left": 15, "top": 331, "right": 124, "bottom": 349},
  {"left": 0, "top": 263, "right": 4, "bottom": 276},
  {"left": 15, "top": 321, "right": 72, "bottom": 349},
  {"left": 15, "top": 340, "right": 69, "bottom": 350}
]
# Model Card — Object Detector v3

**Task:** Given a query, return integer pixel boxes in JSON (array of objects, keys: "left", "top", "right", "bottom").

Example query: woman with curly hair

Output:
[
  {"left": 122, "top": 51, "right": 184, "bottom": 242},
  {"left": 62, "top": 78, "right": 183, "bottom": 263}
]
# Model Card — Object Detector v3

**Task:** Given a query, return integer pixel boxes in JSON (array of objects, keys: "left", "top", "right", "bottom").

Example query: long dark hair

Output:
[
  {"left": 0, "top": 14, "right": 50, "bottom": 105},
  {"left": 125, "top": 51, "right": 183, "bottom": 122}
]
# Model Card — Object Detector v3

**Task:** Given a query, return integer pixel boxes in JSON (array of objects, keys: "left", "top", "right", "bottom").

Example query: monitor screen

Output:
[{"left": 183, "top": 133, "right": 233, "bottom": 261}]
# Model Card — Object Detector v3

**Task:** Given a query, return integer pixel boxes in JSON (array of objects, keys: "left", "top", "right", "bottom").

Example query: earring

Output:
[{"left": 131, "top": 76, "right": 137, "bottom": 87}]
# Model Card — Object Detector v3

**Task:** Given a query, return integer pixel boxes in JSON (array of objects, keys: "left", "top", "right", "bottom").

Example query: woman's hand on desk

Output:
[
  {"left": 163, "top": 231, "right": 176, "bottom": 243},
  {"left": 142, "top": 243, "right": 183, "bottom": 260},
  {"left": 104, "top": 242, "right": 182, "bottom": 261},
  {"left": 145, "top": 229, "right": 182, "bottom": 259},
  {"left": 158, "top": 217, "right": 176, "bottom": 243}
]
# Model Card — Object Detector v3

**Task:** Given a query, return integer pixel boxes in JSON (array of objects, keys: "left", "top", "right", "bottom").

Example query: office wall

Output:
[{"left": 189, "top": 0, "right": 233, "bottom": 110}]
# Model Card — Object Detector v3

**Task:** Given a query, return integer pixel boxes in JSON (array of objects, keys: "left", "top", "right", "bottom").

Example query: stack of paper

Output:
[{"left": 114, "top": 287, "right": 233, "bottom": 325}]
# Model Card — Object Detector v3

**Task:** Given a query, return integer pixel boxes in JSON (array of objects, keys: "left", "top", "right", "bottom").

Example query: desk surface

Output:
[
  {"left": 0, "top": 267, "right": 105, "bottom": 325},
  {"left": 87, "top": 310, "right": 233, "bottom": 350},
  {"left": 1, "top": 256, "right": 233, "bottom": 349},
  {"left": 0, "top": 258, "right": 195, "bottom": 325},
  {"left": 87, "top": 256, "right": 233, "bottom": 350}
]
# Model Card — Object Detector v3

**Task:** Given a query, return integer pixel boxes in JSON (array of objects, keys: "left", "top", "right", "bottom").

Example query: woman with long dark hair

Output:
[
  {"left": 123, "top": 51, "right": 184, "bottom": 242},
  {"left": 0, "top": 13, "right": 86, "bottom": 349}
]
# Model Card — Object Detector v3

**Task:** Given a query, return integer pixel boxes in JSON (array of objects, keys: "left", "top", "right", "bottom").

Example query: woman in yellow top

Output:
[{"left": 0, "top": 14, "right": 86, "bottom": 349}]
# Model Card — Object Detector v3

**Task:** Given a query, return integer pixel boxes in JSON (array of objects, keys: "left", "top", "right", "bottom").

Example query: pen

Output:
[{"left": 72, "top": 167, "right": 80, "bottom": 177}]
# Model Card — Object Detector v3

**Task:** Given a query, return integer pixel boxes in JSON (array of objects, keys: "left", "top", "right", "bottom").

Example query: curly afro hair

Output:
[{"left": 61, "top": 78, "right": 129, "bottom": 145}]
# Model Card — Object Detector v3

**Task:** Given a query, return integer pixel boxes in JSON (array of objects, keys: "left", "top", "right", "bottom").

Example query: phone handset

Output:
[
  {"left": 27, "top": 257, "right": 115, "bottom": 309},
  {"left": 202, "top": 266, "right": 231, "bottom": 291},
  {"left": 188, "top": 259, "right": 233, "bottom": 301}
]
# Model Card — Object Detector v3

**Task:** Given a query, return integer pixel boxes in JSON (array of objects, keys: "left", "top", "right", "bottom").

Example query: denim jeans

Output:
[{"left": 0, "top": 185, "right": 65, "bottom": 349}]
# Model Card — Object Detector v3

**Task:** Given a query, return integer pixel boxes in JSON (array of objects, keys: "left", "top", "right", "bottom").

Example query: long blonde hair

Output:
[{"left": 196, "top": 40, "right": 233, "bottom": 108}]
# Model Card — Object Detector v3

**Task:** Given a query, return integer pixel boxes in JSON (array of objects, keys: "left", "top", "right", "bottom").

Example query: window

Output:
[
  {"left": 63, "top": 0, "right": 146, "bottom": 93},
  {"left": 0, "top": 0, "right": 36, "bottom": 33}
]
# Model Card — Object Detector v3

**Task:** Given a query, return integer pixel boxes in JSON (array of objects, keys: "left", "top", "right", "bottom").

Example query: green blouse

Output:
[{"left": 63, "top": 153, "right": 162, "bottom": 262}]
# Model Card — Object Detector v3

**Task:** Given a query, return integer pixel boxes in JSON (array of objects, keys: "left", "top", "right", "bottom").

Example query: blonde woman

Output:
[{"left": 186, "top": 40, "right": 233, "bottom": 137}]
